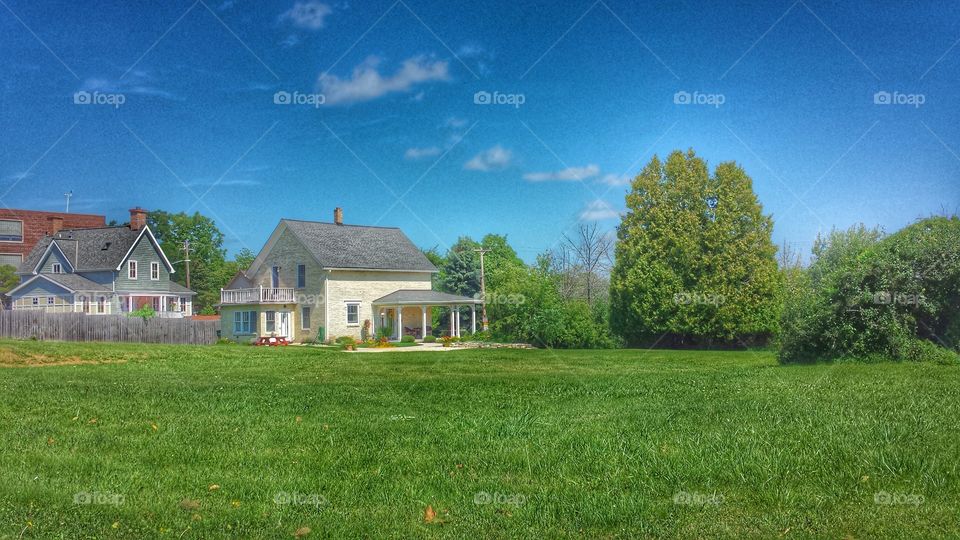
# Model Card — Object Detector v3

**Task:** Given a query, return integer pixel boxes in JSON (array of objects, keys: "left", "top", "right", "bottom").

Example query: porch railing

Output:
[{"left": 220, "top": 287, "right": 296, "bottom": 304}]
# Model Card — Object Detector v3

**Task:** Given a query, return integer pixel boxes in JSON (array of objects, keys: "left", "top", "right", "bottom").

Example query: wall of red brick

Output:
[{"left": 0, "top": 209, "right": 106, "bottom": 264}]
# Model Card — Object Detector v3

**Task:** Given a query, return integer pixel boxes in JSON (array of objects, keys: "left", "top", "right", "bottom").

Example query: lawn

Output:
[{"left": 0, "top": 340, "right": 957, "bottom": 539}]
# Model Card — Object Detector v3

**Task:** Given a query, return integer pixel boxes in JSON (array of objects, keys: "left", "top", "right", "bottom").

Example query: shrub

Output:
[
  {"left": 423, "top": 335, "right": 436, "bottom": 343},
  {"left": 400, "top": 335, "right": 415, "bottom": 343},
  {"left": 336, "top": 336, "right": 356, "bottom": 347},
  {"left": 779, "top": 217, "right": 960, "bottom": 363}
]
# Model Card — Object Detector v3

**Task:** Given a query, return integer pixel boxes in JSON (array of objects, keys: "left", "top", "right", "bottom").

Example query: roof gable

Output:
[
  {"left": 19, "top": 225, "right": 173, "bottom": 274},
  {"left": 115, "top": 226, "right": 175, "bottom": 273}
]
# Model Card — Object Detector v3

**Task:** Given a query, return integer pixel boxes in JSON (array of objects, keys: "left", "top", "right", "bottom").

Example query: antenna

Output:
[{"left": 64, "top": 191, "right": 73, "bottom": 213}]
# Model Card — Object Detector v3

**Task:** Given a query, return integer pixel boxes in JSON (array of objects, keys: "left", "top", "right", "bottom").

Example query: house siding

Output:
[
  {"left": 114, "top": 234, "right": 170, "bottom": 292},
  {"left": 36, "top": 246, "right": 72, "bottom": 274},
  {"left": 324, "top": 270, "right": 432, "bottom": 340}
]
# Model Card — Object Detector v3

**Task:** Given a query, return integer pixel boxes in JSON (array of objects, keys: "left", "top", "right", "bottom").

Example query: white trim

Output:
[
  {"left": 345, "top": 300, "right": 360, "bottom": 326},
  {"left": 128, "top": 260, "right": 138, "bottom": 280},
  {"left": 115, "top": 226, "right": 175, "bottom": 273},
  {"left": 31, "top": 240, "right": 75, "bottom": 275},
  {"left": 150, "top": 261, "right": 160, "bottom": 280}
]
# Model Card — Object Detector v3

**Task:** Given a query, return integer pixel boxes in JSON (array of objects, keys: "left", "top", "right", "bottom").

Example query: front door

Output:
[{"left": 277, "top": 311, "right": 291, "bottom": 339}]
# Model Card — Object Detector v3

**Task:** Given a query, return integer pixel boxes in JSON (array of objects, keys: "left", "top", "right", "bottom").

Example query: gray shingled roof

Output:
[
  {"left": 373, "top": 289, "right": 482, "bottom": 305},
  {"left": 19, "top": 227, "right": 141, "bottom": 273},
  {"left": 42, "top": 273, "right": 112, "bottom": 292},
  {"left": 282, "top": 219, "right": 437, "bottom": 272}
]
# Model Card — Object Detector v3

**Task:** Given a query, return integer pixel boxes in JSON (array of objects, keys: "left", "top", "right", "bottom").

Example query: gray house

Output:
[{"left": 7, "top": 208, "right": 195, "bottom": 316}]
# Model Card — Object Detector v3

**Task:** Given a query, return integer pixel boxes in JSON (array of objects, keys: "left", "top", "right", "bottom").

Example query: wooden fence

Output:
[{"left": 0, "top": 310, "right": 219, "bottom": 345}]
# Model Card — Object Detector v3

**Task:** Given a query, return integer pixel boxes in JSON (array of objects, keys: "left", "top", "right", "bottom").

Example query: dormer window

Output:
[
  {"left": 52, "top": 263, "right": 62, "bottom": 274},
  {"left": 128, "top": 260, "right": 138, "bottom": 279}
]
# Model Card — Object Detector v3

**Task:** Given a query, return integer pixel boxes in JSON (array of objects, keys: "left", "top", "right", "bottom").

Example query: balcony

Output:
[{"left": 220, "top": 287, "right": 296, "bottom": 305}]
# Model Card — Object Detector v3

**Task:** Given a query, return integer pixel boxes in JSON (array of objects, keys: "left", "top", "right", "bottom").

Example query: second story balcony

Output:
[{"left": 220, "top": 286, "right": 296, "bottom": 305}]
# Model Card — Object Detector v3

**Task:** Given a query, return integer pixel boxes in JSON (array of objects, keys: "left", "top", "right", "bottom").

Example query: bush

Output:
[
  {"left": 779, "top": 217, "right": 960, "bottom": 363},
  {"left": 423, "top": 335, "right": 436, "bottom": 343},
  {"left": 400, "top": 335, "right": 415, "bottom": 343},
  {"left": 335, "top": 336, "right": 356, "bottom": 347}
]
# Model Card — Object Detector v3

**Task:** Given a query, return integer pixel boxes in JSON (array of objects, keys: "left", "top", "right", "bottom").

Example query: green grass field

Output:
[{"left": 0, "top": 340, "right": 957, "bottom": 539}]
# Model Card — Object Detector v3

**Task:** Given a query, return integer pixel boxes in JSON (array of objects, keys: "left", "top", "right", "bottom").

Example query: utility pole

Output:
[
  {"left": 64, "top": 191, "right": 73, "bottom": 213},
  {"left": 182, "top": 240, "right": 192, "bottom": 290},
  {"left": 474, "top": 248, "right": 490, "bottom": 331}
]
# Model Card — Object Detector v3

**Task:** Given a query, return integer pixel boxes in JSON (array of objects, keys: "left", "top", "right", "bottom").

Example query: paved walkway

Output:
[{"left": 350, "top": 342, "right": 462, "bottom": 353}]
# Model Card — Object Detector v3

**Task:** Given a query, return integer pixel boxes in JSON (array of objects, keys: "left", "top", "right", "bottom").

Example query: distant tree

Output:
[
  {"left": 0, "top": 264, "right": 19, "bottom": 308},
  {"left": 610, "top": 150, "right": 782, "bottom": 346},
  {"left": 562, "top": 222, "right": 613, "bottom": 305},
  {"left": 233, "top": 248, "right": 256, "bottom": 270},
  {"left": 439, "top": 237, "right": 481, "bottom": 296}
]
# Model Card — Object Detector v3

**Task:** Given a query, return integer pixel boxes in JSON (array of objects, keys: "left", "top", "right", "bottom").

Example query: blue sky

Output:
[{"left": 1, "top": 0, "right": 958, "bottom": 260}]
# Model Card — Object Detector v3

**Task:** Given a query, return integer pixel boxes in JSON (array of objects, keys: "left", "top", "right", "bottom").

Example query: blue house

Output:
[{"left": 7, "top": 208, "right": 195, "bottom": 316}]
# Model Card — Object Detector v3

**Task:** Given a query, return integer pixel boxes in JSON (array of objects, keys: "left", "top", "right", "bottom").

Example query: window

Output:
[
  {"left": 265, "top": 311, "right": 276, "bottom": 333},
  {"left": 301, "top": 307, "right": 311, "bottom": 330},
  {"left": 152, "top": 297, "right": 160, "bottom": 311},
  {"left": 80, "top": 296, "right": 90, "bottom": 313},
  {"left": 31, "top": 297, "right": 38, "bottom": 305},
  {"left": 0, "top": 253, "right": 21, "bottom": 267},
  {"left": 0, "top": 220, "right": 23, "bottom": 242},
  {"left": 52, "top": 263, "right": 62, "bottom": 274},
  {"left": 271, "top": 266, "right": 280, "bottom": 288},
  {"left": 179, "top": 297, "right": 187, "bottom": 313},
  {"left": 128, "top": 260, "right": 137, "bottom": 279},
  {"left": 47, "top": 297, "right": 54, "bottom": 305},
  {"left": 346, "top": 302, "right": 360, "bottom": 325},
  {"left": 234, "top": 311, "right": 256, "bottom": 334},
  {"left": 297, "top": 264, "right": 306, "bottom": 288},
  {"left": 150, "top": 262, "right": 160, "bottom": 280},
  {"left": 97, "top": 297, "right": 106, "bottom": 313}
]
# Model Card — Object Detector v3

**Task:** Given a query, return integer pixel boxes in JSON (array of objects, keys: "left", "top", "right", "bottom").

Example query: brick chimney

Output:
[
  {"left": 334, "top": 207, "right": 343, "bottom": 225},
  {"left": 129, "top": 207, "right": 148, "bottom": 230},
  {"left": 47, "top": 215, "right": 64, "bottom": 235}
]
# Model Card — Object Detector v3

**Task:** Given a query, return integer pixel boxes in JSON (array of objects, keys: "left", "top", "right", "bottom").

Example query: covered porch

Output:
[{"left": 372, "top": 290, "right": 483, "bottom": 341}]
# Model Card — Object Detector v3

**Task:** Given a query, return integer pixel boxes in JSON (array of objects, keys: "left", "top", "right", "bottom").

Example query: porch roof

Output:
[{"left": 372, "top": 289, "right": 482, "bottom": 306}]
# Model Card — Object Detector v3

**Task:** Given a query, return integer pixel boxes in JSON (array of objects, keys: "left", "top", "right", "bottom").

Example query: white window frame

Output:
[
  {"left": 345, "top": 301, "right": 360, "bottom": 326},
  {"left": 31, "top": 297, "right": 38, "bottom": 305},
  {"left": 97, "top": 297, "right": 106, "bottom": 313},
  {"left": 47, "top": 296, "right": 54, "bottom": 305},
  {"left": 128, "top": 260, "right": 138, "bottom": 280},
  {"left": 52, "top": 263, "right": 62, "bottom": 274},
  {"left": 150, "top": 261, "right": 160, "bottom": 280},
  {"left": 301, "top": 307, "right": 311, "bottom": 330},
  {"left": 265, "top": 311, "right": 276, "bottom": 333},
  {"left": 0, "top": 219, "right": 24, "bottom": 243},
  {"left": 297, "top": 264, "right": 306, "bottom": 288}
]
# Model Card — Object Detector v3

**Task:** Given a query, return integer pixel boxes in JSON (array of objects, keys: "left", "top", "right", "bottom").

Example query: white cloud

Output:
[
  {"left": 317, "top": 56, "right": 450, "bottom": 105},
  {"left": 464, "top": 145, "right": 513, "bottom": 171},
  {"left": 596, "top": 173, "right": 632, "bottom": 186},
  {"left": 579, "top": 200, "right": 621, "bottom": 221},
  {"left": 279, "top": 1, "right": 332, "bottom": 30},
  {"left": 444, "top": 117, "right": 468, "bottom": 129},
  {"left": 281, "top": 34, "right": 301, "bottom": 47},
  {"left": 79, "top": 72, "right": 176, "bottom": 100},
  {"left": 523, "top": 164, "right": 600, "bottom": 182},
  {"left": 404, "top": 146, "right": 441, "bottom": 160}
]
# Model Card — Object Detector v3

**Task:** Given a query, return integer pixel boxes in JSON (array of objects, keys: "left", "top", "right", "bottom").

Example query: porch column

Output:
[
  {"left": 396, "top": 306, "right": 402, "bottom": 341},
  {"left": 421, "top": 305, "right": 427, "bottom": 340},
  {"left": 449, "top": 307, "right": 455, "bottom": 337},
  {"left": 455, "top": 305, "right": 460, "bottom": 338},
  {"left": 471, "top": 305, "right": 476, "bottom": 334}
]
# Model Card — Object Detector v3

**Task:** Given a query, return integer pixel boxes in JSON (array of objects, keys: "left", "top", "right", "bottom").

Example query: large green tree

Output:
[
  {"left": 148, "top": 210, "right": 228, "bottom": 311},
  {"left": 610, "top": 150, "right": 781, "bottom": 346}
]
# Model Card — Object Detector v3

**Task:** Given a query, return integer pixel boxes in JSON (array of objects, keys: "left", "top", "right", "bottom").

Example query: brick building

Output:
[{"left": 0, "top": 209, "right": 105, "bottom": 268}]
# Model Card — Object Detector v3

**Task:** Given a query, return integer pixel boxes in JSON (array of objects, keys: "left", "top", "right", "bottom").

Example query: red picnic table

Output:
[{"left": 255, "top": 336, "right": 290, "bottom": 346}]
